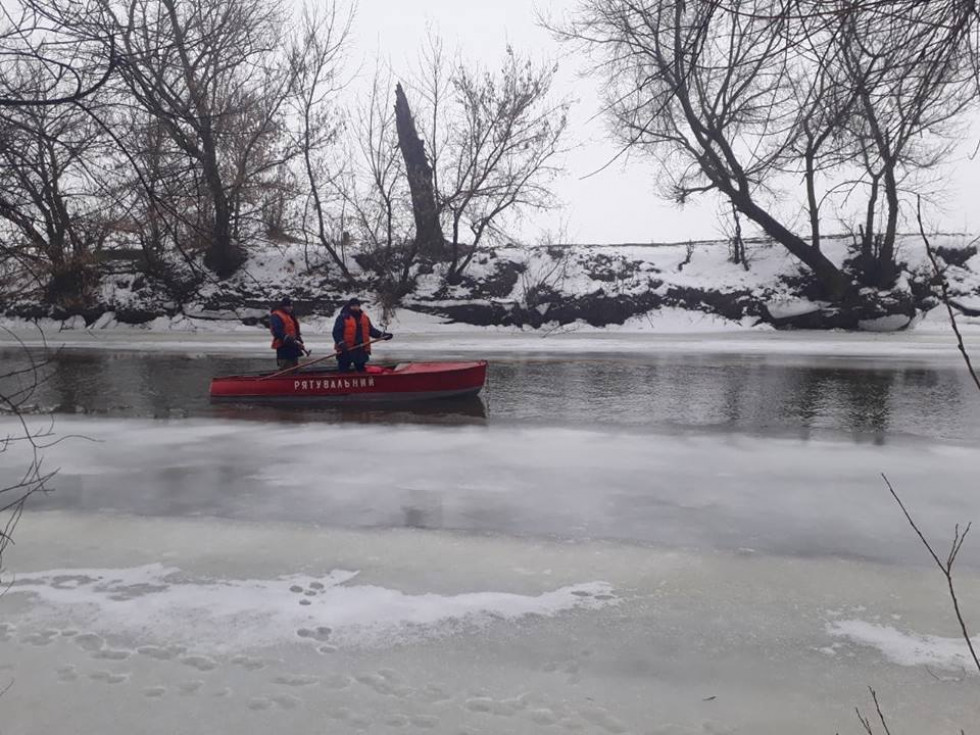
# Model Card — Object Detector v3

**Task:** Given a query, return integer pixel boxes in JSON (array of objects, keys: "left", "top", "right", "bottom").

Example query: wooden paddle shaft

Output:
[{"left": 260, "top": 336, "right": 387, "bottom": 381}]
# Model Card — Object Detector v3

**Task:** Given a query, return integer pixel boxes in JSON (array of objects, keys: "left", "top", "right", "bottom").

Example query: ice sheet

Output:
[
  {"left": 3, "top": 416, "right": 978, "bottom": 566},
  {"left": 1, "top": 511, "right": 977, "bottom": 735}
]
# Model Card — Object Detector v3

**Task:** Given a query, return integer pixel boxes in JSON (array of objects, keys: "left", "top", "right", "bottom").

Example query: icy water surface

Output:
[
  {"left": 1, "top": 343, "right": 979, "bottom": 734},
  {"left": 4, "top": 346, "right": 980, "bottom": 441},
  {"left": 2, "top": 346, "right": 978, "bottom": 563}
]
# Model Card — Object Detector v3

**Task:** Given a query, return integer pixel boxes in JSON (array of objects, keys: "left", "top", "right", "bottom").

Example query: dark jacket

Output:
[
  {"left": 332, "top": 307, "right": 383, "bottom": 357},
  {"left": 270, "top": 310, "right": 304, "bottom": 360}
]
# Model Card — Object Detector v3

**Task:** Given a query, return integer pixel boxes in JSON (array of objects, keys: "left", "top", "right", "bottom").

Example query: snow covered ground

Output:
[
  {"left": 5, "top": 232, "right": 979, "bottom": 333},
  {"left": 2, "top": 303, "right": 979, "bottom": 362}
]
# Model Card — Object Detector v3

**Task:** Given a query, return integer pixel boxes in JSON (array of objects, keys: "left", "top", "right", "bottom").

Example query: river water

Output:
[
  {"left": 1, "top": 338, "right": 978, "bottom": 734},
  {"left": 6, "top": 347, "right": 979, "bottom": 441}
]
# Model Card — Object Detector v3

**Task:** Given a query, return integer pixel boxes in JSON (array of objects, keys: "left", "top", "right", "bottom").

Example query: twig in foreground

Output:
[
  {"left": 882, "top": 473, "right": 980, "bottom": 675},
  {"left": 855, "top": 686, "right": 893, "bottom": 735},
  {"left": 916, "top": 196, "right": 980, "bottom": 394}
]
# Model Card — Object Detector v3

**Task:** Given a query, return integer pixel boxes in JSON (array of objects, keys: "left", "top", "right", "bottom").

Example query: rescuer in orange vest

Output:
[
  {"left": 269, "top": 296, "right": 306, "bottom": 369},
  {"left": 331, "top": 297, "right": 392, "bottom": 372}
]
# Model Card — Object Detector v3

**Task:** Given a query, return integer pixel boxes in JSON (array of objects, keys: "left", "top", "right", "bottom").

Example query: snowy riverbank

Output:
[
  {"left": 2, "top": 303, "right": 979, "bottom": 363},
  {"left": 4, "top": 233, "right": 980, "bottom": 331}
]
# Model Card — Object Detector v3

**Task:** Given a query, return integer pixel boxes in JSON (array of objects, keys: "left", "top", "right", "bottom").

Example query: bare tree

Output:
[
  {"left": 558, "top": 0, "right": 979, "bottom": 300},
  {"left": 437, "top": 48, "right": 568, "bottom": 282},
  {"left": 40, "top": 0, "right": 311, "bottom": 279},
  {"left": 0, "top": 75, "right": 114, "bottom": 309},
  {"left": 338, "top": 66, "right": 417, "bottom": 310},
  {"left": 832, "top": 1, "right": 978, "bottom": 286},
  {"left": 0, "top": 0, "right": 119, "bottom": 108},
  {"left": 393, "top": 40, "right": 569, "bottom": 285},
  {"left": 289, "top": 4, "right": 354, "bottom": 281}
]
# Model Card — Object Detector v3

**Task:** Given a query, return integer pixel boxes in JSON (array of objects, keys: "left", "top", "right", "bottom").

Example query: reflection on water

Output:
[
  {"left": 208, "top": 395, "right": 489, "bottom": 426},
  {"left": 1, "top": 348, "right": 977, "bottom": 442}
]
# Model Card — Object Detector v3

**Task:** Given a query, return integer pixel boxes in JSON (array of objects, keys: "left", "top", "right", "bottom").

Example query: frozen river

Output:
[{"left": 1, "top": 331, "right": 978, "bottom": 733}]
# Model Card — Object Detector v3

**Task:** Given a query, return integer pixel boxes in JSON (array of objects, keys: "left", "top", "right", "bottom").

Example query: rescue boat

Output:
[{"left": 209, "top": 361, "right": 488, "bottom": 402}]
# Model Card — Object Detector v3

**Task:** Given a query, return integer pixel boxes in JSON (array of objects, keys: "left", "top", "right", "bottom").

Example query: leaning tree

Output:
[{"left": 558, "top": 0, "right": 979, "bottom": 301}]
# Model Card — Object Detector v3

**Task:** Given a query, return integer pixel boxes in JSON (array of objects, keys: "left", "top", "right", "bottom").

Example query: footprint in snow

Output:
[
  {"left": 89, "top": 670, "right": 129, "bottom": 685},
  {"left": 528, "top": 709, "right": 559, "bottom": 725},
  {"left": 296, "top": 626, "right": 332, "bottom": 642},
  {"left": 272, "top": 674, "right": 318, "bottom": 687},
  {"left": 416, "top": 684, "right": 452, "bottom": 704},
  {"left": 137, "top": 645, "right": 183, "bottom": 661},
  {"left": 22, "top": 630, "right": 60, "bottom": 646},
  {"left": 180, "top": 655, "right": 218, "bottom": 672},
  {"left": 74, "top": 633, "right": 104, "bottom": 652},
  {"left": 248, "top": 694, "right": 302, "bottom": 711},
  {"left": 321, "top": 674, "right": 351, "bottom": 690},
  {"left": 178, "top": 680, "right": 204, "bottom": 695},
  {"left": 270, "top": 694, "right": 302, "bottom": 710},
  {"left": 92, "top": 649, "right": 131, "bottom": 661}
]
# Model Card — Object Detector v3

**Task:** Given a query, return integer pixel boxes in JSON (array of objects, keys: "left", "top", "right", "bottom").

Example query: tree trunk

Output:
[
  {"left": 394, "top": 83, "right": 444, "bottom": 258},
  {"left": 863, "top": 175, "right": 880, "bottom": 260},
  {"left": 805, "top": 149, "right": 820, "bottom": 252},
  {"left": 731, "top": 192, "right": 850, "bottom": 299},
  {"left": 878, "top": 161, "right": 900, "bottom": 287},
  {"left": 201, "top": 161, "right": 244, "bottom": 279}
]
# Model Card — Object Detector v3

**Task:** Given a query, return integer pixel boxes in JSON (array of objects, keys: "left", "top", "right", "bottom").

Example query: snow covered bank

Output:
[
  {"left": 4, "top": 233, "right": 979, "bottom": 332},
  {"left": 2, "top": 306, "right": 978, "bottom": 362}
]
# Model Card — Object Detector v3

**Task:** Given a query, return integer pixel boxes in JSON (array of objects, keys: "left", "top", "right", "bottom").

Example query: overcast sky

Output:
[{"left": 341, "top": 0, "right": 979, "bottom": 244}]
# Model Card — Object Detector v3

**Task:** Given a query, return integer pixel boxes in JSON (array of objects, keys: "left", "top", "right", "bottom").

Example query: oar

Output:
[{"left": 260, "top": 336, "right": 388, "bottom": 380}]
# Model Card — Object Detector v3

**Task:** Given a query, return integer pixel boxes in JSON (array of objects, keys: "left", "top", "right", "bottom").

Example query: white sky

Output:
[{"left": 342, "top": 0, "right": 980, "bottom": 244}]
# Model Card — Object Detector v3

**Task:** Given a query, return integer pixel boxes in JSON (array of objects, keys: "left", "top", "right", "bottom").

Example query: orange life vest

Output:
[
  {"left": 342, "top": 312, "right": 372, "bottom": 353},
  {"left": 270, "top": 309, "right": 299, "bottom": 349}
]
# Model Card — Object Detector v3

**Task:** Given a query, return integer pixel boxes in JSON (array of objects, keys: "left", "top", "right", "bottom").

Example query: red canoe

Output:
[{"left": 210, "top": 361, "right": 488, "bottom": 402}]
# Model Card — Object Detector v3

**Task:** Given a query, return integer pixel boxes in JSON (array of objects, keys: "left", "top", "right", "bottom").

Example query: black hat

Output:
[
  {"left": 279, "top": 296, "right": 292, "bottom": 307},
  {"left": 347, "top": 297, "right": 362, "bottom": 307}
]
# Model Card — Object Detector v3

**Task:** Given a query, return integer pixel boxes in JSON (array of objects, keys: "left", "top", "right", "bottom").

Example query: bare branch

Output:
[
  {"left": 882, "top": 473, "right": 980, "bottom": 675},
  {"left": 917, "top": 195, "right": 980, "bottom": 394}
]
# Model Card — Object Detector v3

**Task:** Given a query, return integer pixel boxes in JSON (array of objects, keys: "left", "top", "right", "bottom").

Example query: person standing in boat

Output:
[
  {"left": 332, "top": 298, "right": 392, "bottom": 372},
  {"left": 269, "top": 296, "right": 306, "bottom": 369}
]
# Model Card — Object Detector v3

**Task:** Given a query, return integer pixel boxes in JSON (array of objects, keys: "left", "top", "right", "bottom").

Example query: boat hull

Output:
[{"left": 209, "top": 361, "right": 487, "bottom": 403}]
